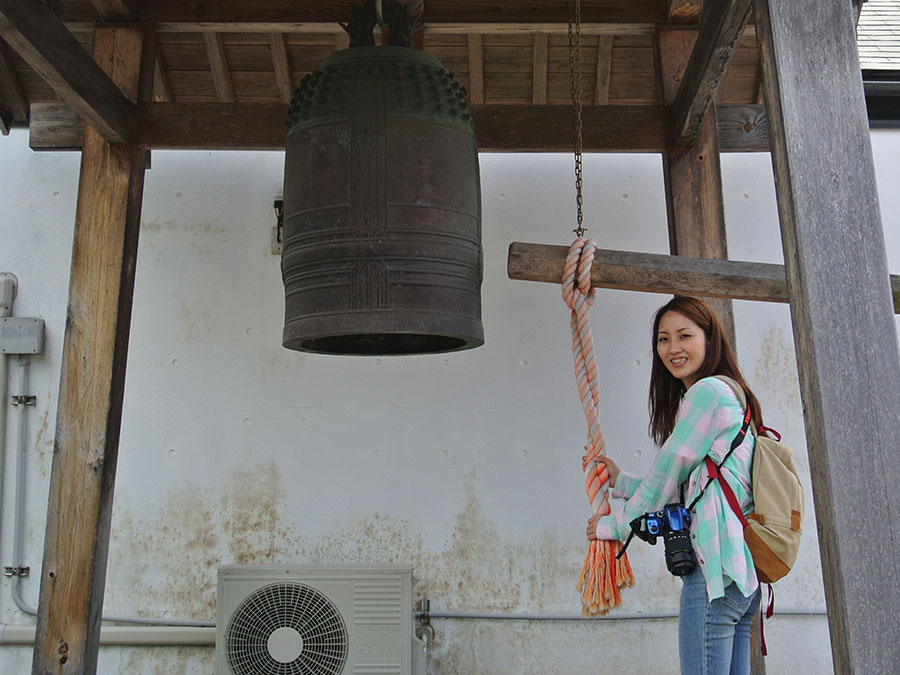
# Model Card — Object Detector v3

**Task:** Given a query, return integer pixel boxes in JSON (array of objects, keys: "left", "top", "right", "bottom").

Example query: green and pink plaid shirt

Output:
[{"left": 594, "top": 376, "right": 759, "bottom": 600}]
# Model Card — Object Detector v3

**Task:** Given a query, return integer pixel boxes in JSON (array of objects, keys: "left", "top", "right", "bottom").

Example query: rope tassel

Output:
[{"left": 563, "top": 238, "right": 635, "bottom": 616}]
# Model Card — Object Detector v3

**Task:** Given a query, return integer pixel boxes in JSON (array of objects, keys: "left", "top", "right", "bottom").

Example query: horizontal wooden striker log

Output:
[{"left": 507, "top": 242, "right": 900, "bottom": 313}]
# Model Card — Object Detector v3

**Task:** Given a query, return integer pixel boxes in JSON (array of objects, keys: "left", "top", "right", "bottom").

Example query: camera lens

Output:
[{"left": 663, "top": 529, "right": 696, "bottom": 576}]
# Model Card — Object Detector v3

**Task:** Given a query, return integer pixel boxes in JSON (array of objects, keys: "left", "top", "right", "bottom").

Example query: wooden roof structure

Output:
[
  {"left": 0, "top": 0, "right": 778, "bottom": 153},
  {"left": 1, "top": 1, "right": 899, "bottom": 673}
]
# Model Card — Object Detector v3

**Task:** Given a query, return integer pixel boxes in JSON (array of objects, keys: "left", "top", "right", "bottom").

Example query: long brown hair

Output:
[{"left": 648, "top": 296, "right": 763, "bottom": 446}]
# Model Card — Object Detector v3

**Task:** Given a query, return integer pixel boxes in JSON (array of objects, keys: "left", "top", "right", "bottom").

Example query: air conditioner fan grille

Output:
[{"left": 225, "top": 581, "right": 348, "bottom": 675}]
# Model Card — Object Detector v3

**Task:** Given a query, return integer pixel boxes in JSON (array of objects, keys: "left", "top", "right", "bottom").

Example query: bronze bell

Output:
[{"left": 281, "top": 44, "right": 484, "bottom": 356}]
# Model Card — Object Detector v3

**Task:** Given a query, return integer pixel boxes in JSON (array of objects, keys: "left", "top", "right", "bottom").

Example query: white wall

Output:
[{"left": 0, "top": 127, "right": 897, "bottom": 674}]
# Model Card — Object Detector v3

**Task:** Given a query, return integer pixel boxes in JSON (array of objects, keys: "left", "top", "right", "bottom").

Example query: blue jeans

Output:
[{"left": 679, "top": 566, "right": 761, "bottom": 675}]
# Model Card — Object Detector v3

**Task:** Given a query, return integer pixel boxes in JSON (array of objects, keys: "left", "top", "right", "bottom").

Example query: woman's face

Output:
[{"left": 656, "top": 310, "right": 708, "bottom": 389}]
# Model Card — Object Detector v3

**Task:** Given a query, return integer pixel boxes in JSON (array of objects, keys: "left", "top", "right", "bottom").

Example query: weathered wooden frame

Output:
[{"left": 0, "top": 0, "right": 896, "bottom": 673}]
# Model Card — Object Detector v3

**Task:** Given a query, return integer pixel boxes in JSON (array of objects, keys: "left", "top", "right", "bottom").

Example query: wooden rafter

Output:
[
  {"left": 466, "top": 33, "right": 484, "bottom": 105},
  {"left": 594, "top": 34, "right": 613, "bottom": 105},
  {"left": 0, "top": 38, "right": 27, "bottom": 133},
  {"left": 203, "top": 32, "right": 234, "bottom": 103},
  {"left": 671, "top": 0, "right": 752, "bottom": 146},
  {"left": 28, "top": 102, "right": 771, "bottom": 152},
  {"left": 152, "top": 53, "right": 171, "bottom": 102},
  {"left": 507, "top": 242, "right": 900, "bottom": 314},
  {"left": 0, "top": 0, "right": 133, "bottom": 144},
  {"left": 269, "top": 32, "right": 292, "bottom": 104},
  {"left": 532, "top": 32, "right": 548, "bottom": 105}
]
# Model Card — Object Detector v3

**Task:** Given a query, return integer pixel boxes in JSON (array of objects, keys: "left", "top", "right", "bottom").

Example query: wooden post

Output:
[
  {"left": 755, "top": 0, "right": 900, "bottom": 671},
  {"left": 657, "top": 27, "right": 736, "bottom": 347},
  {"left": 659, "top": 21, "right": 759, "bottom": 667},
  {"left": 31, "top": 26, "right": 152, "bottom": 674}
]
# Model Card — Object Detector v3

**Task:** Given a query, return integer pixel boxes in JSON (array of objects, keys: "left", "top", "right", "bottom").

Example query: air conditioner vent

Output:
[
  {"left": 225, "top": 582, "right": 348, "bottom": 675},
  {"left": 353, "top": 579, "right": 402, "bottom": 624}
]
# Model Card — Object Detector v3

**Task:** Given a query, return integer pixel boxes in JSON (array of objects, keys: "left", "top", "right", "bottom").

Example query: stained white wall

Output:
[{"left": 0, "top": 126, "right": 897, "bottom": 674}]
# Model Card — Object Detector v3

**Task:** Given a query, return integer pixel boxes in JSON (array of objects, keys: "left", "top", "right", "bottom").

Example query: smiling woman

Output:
[
  {"left": 656, "top": 309, "right": 708, "bottom": 389},
  {"left": 588, "top": 295, "right": 765, "bottom": 675}
]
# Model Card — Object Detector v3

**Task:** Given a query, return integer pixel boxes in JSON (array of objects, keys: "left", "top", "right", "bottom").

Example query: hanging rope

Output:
[{"left": 562, "top": 239, "right": 635, "bottom": 616}]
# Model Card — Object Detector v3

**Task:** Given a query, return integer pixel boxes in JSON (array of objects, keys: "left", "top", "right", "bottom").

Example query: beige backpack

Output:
[{"left": 710, "top": 376, "right": 805, "bottom": 584}]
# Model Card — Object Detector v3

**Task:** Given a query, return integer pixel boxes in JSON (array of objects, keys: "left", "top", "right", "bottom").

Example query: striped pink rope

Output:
[{"left": 562, "top": 238, "right": 634, "bottom": 616}]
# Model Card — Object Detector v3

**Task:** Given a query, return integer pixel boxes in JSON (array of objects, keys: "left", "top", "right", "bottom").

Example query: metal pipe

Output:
[
  {"left": 416, "top": 606, "right": 827, "bottom": 621},
  {"left": 0, "top": 273, "right": 17, "bottom": 582},
  {"left": 0, "top": 624, "right": 216, "bottom": 646},
  {"left": 9, "top": 354, "right": 35, "bottom": 616},
  {"left": 5, "top": 349, "right": 213, "bottom": 627}
]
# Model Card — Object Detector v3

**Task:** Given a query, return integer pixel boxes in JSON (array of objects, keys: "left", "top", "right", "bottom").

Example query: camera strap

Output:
[
  {"left": 616, "top": 394, "right": 752, "bottom": 561},
  {"left": 686, "top": 401, "right": 753, "bottom": 513}
]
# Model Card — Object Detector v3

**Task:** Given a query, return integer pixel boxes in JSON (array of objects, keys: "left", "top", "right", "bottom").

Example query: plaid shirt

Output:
[{"left": 594, "top": 377, "right": 759, "bottom": 600}]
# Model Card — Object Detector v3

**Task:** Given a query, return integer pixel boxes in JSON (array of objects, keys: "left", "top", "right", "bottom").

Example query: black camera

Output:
[{"left": 629, "top": 504, "right": 696, "bottom": 576}]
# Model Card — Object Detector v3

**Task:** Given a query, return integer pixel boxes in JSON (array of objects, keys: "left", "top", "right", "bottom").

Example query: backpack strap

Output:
[
  {"left": 704, "top": 455, "right": 749, "bottom": 528},
  {"left": 686, "top": 398, "right": 752, "bottom": 513}
]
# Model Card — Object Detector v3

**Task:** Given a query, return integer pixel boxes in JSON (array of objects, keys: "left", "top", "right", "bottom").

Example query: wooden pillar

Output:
[
  {"left": 657, "top": 27, "right": 736, "bottom": 346},
  {"left": 658, "top": 23, "right": 761, "bottom": 670},
  {"left": 755, "top": 0, "right": 900, "bottom": 671},
  {"left": 32, "top": 26, "right": 152, "bottom": 674}
]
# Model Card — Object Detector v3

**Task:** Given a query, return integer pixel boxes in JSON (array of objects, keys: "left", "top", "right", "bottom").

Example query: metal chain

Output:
[{"left": 567, "top": 0, "right": 585, "bottom": 237}]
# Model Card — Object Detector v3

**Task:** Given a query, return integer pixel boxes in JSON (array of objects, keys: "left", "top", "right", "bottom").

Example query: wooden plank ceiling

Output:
[{"left": 0, "top": 0, "right": 769, "bottom": 152}]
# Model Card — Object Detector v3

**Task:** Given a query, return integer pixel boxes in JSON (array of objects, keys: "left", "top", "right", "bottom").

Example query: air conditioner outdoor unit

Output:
[{"left": 215, "top": 565, "right": 426, "bottom": 675}]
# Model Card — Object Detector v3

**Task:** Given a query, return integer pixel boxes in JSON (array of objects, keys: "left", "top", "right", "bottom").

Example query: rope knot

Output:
[{"left": 562, "top": 238, "right": 597, "bottom": 311}]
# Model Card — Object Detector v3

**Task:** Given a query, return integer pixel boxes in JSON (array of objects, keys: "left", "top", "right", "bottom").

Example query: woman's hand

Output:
[
  {"left": 585, "top": 502, "right": 611, "bottom": 541},
  {"left": 582, "top": 455, "right": 621, "bottom": 488}
]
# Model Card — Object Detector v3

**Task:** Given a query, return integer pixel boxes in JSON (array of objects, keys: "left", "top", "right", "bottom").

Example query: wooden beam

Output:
[
  {"left": 28, "top": 102, "right": 82, "bottom": 150},
  {"left": 719, "top": 104, "right": 767, "bottom": 151},
  {"left": 506, "top": 242, "right": 900, "bottom": 313},
  {"left": 0, "top": 38, "right": 27, "bottom": 132},
  {"left": 474, "top": 104, "right": 667, "bottom": 151},
  {"left": 508, "top": 242, "right": 785, "bottom": 300},
  {"left": 28, "top": 102, "right": 771, "bottom": 153},
  {"left": 269, "top": 32, "right": 292, "bottom": 104},
  {"left": 204, "top": 32, "right": 234, "bottom": 102},
  {"left": 0, "top": 0, "right": 133, "bottom": 144},
  {"left": 658, "top": 26, "right": 735, "bottom": 345},
  {"left": 593, "top": 34, "right": 613, "bottom": 105},
  {"left": 671, "top": 0, "right": 752, "bottom": 146},
  {"left": 467, "top": 33, "right": 484, "bottom": 105},
  {"left": 32, "top": 24, "right": 152, "bottom": 675},
  {"left": 85, "top": 0, "right": 136, "bottom": 19},
  {"left": 532, "top": 32, "right": 548, "bottom": 105},
  {"left": 133, "top": 1, "right": 667, "bottom": 28},
  {"left": 152, "top": 53, "right": 171, "bottom": 102},
  {"left": 755, "top": 0, "right": 900, "bottom": 671},
  {"left": 409, "top": 0, "right": 425, "bottom": 49}
]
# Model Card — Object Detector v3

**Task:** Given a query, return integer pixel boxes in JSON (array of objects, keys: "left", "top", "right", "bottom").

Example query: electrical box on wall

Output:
[{"left": 1, "top": 317, "right": 44, "bottom": 355}]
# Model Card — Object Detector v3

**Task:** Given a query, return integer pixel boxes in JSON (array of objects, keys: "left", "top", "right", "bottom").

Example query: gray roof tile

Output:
[{"left": 858, "top": 0, "right": 900, "bottom": 69}]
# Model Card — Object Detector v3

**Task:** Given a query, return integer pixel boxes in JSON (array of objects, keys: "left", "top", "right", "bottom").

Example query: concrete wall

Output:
[{"left": 0, "top": 127, "right": 897, "bottom": 673}]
